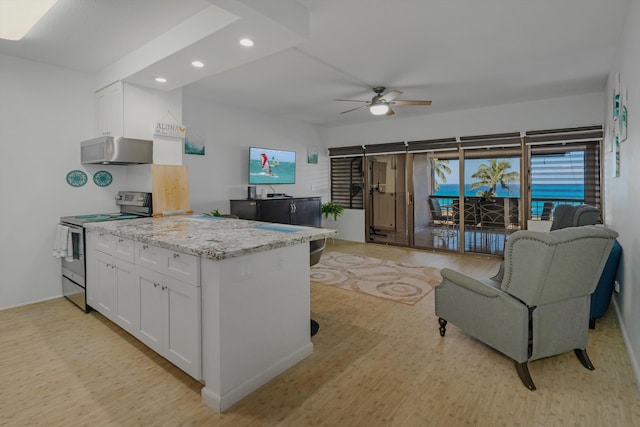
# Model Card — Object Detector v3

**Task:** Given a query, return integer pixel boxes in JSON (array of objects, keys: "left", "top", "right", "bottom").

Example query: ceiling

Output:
[{"left": 0, "top": 0, "right": 629, "bottom": 128}]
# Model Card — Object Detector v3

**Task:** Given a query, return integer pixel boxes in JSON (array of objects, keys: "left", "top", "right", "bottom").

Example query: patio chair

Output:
[
  {"left": 435, "top": 226, "right": 618, "bottom": 390},
  {"left": 428, "top": 197, "right": 451, "bottom": 235},
  {"left": 540, "top": 201, "right": 554, "bottom": 221}
]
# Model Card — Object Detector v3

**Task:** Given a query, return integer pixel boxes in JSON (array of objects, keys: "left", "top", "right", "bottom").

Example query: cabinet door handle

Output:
[
  {"left": 154, "top": 282, "right": 159, "bottom": 288},
  {"left": 173, "top": 253, "right": 180, "bottom": 258},
  {"left": 161, "top": 285, "right": 167, "bottom": 291},
  {"left": 142, "top": 244, "right": 148, "bottom": 250},
  {"left": 118, "top": 238, "right": 124, "bottom": 243}
]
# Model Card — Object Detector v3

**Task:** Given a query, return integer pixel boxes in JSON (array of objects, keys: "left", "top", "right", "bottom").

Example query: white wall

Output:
[
  {"left": 604, "top": 0, "right": 640, "bottom": 386},
  {"left": 0, "top": 53, "right": 128, "bottom": 310},
  {"left": 182, "top": 95, "right": 329, "bottom": 215}
]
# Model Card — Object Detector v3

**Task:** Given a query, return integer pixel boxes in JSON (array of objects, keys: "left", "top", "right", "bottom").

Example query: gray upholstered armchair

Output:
[{"left": 435, "top": 226, "right": 618, "bottom": 390}]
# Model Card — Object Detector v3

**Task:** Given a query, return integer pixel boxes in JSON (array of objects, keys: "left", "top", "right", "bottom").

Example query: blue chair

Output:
[{"left": 589, "top": 240, "right": 622, "bottom": 329}]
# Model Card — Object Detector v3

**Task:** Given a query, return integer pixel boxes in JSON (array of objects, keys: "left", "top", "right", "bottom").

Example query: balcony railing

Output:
[{"left": 430, "top": 195, "right": 587, "bottom": 223}]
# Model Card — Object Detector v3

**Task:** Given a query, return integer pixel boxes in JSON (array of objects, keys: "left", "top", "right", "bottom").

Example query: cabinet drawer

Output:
[
  {"left": 135, "top": 242, "right": 164, "bottom": 270},
  {"left": 135, "top": 242, "right": 200, "bottom": 286},
  {"left": 167, "top": 250, "right": 199, "bottom": 285},
  {"left": 92, "top": 232, "right": 134, "bottom": 262}
]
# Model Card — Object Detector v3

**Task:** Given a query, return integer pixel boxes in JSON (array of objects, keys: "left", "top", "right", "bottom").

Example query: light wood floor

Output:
[{"left": 2, "top": 240, "right": 639, "bottom": 426}]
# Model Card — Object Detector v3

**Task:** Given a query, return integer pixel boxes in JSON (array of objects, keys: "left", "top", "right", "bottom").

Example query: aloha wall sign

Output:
[{"left": 154, "top": 121, "right": 186, "bottom": 138}]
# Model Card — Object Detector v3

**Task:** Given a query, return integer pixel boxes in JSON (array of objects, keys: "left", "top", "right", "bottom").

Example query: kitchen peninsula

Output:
[{"left": 84, "top": 215, "right": 336, "bottom": 412}]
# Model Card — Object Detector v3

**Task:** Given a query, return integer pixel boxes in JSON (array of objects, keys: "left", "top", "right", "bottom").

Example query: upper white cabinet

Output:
[
  {"left": 95, "top": 81, "right": 124, "bottom": 138},
  {"left": 95, "top": 81, "right": 183, "bottom": 143}
]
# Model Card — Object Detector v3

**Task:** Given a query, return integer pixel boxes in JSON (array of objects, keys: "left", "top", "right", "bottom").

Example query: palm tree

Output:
[
  {"left": 470, "top": 158, "right": 519, "bottom": 200},
  {"left": 432, "top": 158, "right": 452, "bottom": 191}
]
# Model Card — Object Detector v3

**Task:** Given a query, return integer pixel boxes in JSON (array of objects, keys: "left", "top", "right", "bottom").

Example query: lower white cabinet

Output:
[
  {"left": 86, "top": 231, "right": 201, "bottom": 379},
  {"left": 136, "top": 265, "right": 201, "bottom": 379},
  {"left": 87, "top": 230, "right": 136, "bottom": 330}
]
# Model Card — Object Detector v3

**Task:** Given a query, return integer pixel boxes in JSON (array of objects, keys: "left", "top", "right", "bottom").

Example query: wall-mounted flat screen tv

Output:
[{"left": 249, "top": 147, "right": 296, "bottom": 184}]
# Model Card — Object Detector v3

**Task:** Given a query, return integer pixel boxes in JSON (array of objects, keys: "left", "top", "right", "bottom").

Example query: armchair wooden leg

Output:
[
  {"left": 515, "top": 362, "right": 536, "bottom": 391},
  {"left": 574, "top": 349, "right": 595, "bottom": 370},
  {"left": 438, "top": 318, "right": 447, "bottom": 337}
]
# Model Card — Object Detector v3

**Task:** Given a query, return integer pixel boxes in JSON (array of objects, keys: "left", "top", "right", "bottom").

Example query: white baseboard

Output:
[
  {"left": 613, "top": 298, "right": 640, "bottom": 391},
  {"left": 201, "top": 342, "right": 314, "bottom": 412},
  {"left": 0, "top": 294, "right": 64, "bottom": 312}
]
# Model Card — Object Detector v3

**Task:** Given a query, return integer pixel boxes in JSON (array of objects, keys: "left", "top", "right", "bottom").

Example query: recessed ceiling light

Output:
[
  {"left": 239, "top": 38, "right": 254, "bottom": 47},
  {"left": 191, "top": 61, "right": 204, "bottom": 68},
  {"left": 0, "top": 0, "right": 58, "bottom": 40},
  {"left": 155, "top": 77, "right": 167, "bottom": 83}
]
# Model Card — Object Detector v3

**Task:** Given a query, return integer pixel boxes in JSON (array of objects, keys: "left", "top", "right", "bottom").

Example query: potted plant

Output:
[
  {"left": 204, "top": 209, "right": 221, "bottom": 217},
  {"left": 321, "top": 201, "right": 344, "bottom": 221}
]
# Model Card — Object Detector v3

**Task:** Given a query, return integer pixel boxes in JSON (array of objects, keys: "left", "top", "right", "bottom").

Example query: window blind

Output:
[{"left": 330, "top": 156, "right": 364, "bottom": 209}]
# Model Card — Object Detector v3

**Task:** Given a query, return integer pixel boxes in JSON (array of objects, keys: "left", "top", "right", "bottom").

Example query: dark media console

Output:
[{"left": 230, "top": 197, "right": 321, "bottom": 227}]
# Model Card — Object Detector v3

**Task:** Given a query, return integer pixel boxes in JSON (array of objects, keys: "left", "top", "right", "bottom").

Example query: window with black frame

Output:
[
  {"left": 328, "top": 146, "right": 365, "bottom": 210},
  {"left": 527, "top": 131, "right": 601, "bottom": 222}
]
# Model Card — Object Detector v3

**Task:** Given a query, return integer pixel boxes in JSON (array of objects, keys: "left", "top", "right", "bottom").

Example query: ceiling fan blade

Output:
[
  {"left": 385, "top": 107, "right": 395, "bottom": 116},
  {"left": 340, "top": 105, "right": 369, "bottom": 114},
  {"left": 334, "top": 99, "right": 369, "bottom": 103},
  {"left": 391, "top": 100, "right": 432, "bottom": 106},
  {"left": 380, "top": 90, "right": 403, "bottom": 102}
]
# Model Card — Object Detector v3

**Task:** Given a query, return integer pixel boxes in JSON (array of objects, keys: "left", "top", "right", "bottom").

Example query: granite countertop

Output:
[{"left": 84, "top": 215, "right": 336, "bottom": 261}]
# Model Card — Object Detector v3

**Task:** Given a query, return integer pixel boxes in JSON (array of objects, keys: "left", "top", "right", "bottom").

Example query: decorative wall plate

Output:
[
  {"left": 93, "top": 170, "right": 113, "bottom": 187},
  {"left": 66, "top": 170, "right": 88, "bottom": 187}
]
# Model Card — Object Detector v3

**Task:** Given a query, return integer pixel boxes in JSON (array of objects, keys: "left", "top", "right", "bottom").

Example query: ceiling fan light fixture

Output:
[
  {"left": 239, "top": 38, "right": 254, "bottom": 47},
  {"left": 369, "top": 104, "right": 389, "bottom": 115}
]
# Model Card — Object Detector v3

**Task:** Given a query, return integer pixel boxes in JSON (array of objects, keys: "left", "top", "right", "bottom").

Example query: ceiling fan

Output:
[{"left": 334, "top": 86, "right": 432, "bottom": 116}]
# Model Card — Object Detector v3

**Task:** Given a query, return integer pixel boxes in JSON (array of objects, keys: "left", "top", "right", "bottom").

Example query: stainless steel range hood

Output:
[{"left": 81, "top": 136, "right": 153, "bottom": 165}]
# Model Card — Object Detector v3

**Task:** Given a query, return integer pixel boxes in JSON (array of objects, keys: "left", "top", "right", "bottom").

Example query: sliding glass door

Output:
[
  {"left": 329, "top": 126, "right": 602, "bottom": 257},
  {"left": 366, "top": 153, "right": 409, "bottom": 245},
  {"left": 461, "top": 149, "right": 521, "bottom": 255},
  {"left": 412, "top": 151, "right": 460, "bottom": 252}
]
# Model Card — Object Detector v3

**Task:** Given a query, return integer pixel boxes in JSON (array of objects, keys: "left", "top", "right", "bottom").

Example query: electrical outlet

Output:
[{"left": 614, "top": 280, "right": 621, "bottom": 293}]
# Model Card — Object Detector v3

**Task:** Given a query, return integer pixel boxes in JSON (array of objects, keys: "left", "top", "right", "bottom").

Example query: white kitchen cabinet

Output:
[
  {"left": 96, "top": 81, "right": 124, "bottom": 138},
  {"left": 86, "top": 230, "right": 137, "bottom": 331},
  {"left": 136, "top": 264, "right": 201, "bottom": 379},
  {"left": 87, "top": 233, "right": 201, "bottom": 379},
  {"left": 93, "top": 250, "right": 117, "bottom": 318}
]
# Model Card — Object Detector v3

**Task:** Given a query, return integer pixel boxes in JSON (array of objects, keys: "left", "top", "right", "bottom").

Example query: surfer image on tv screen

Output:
[
  {"left": 249, "top": 147, "right": 295, "bottom": 184},
  {"left": 260, "top": 153, "right": 273, "bottom": 175}
]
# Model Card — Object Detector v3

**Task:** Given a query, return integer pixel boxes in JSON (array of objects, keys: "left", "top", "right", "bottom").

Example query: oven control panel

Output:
[{"left": 115, "top": 191, "right": 152, "bottom": 207}]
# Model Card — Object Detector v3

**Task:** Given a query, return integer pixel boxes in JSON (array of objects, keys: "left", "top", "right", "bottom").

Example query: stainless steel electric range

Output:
[{"left": 59, "top": 191, "right": 152, "bottom": 311}]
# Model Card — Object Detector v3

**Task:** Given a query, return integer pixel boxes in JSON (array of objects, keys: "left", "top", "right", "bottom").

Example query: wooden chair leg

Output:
[
  {"left": 438, "top": 318, "right": 447, "bottom": 337},
  {"left": 515, "top": 361, "right": 536, "bottom": 391},
  {"left": 574, "top": 349, "right": 595, "bottom": 370}
]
